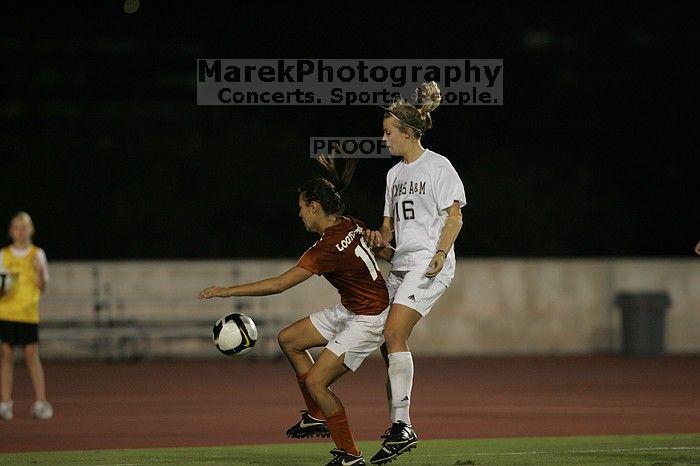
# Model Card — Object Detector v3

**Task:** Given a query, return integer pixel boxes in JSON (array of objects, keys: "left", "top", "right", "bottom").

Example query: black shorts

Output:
[{"left": 0, "top": 320, "right": 39, "bottom": 347}]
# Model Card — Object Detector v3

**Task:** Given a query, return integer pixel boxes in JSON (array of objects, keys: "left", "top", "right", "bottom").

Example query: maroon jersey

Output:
[{"left": 297, "top": 216, "right": 389, "bottom": 316}]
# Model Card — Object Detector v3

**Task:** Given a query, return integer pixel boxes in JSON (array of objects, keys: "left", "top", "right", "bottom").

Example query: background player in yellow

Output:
[{"left": 0, "top": 212, "right": 53, "bottom": 420}]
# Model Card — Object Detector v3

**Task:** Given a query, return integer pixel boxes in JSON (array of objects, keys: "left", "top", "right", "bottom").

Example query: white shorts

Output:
[
  {"left": 310, "top": 304, "right": 389, "bottom": 372},
  {"left": 387, "top": 270, "right": 449, "bottom": 317}
]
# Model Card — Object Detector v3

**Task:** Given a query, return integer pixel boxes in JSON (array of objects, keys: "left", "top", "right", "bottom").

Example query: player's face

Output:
[
  {"left": 383, "top": 117, "right": 410, "bottom": 157},
  {"left": 298, "top": 195, "right": 317, "bottom": 233},
  {"left": 9, "top": 218, "right": 32, "bottom": 245}
]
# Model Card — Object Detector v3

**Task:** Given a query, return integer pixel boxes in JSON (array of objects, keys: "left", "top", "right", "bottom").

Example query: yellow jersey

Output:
[{"left": 0, "top": 245, "right": 45, "bottom": 324}]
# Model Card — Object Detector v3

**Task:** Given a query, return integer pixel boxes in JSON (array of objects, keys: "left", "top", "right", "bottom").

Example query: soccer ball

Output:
[
  {"left": 212, "top": 313, "right": 258, "bottom": 357},
  {"left": 0, "top": 268, "right": 13, "bottom": 297}
]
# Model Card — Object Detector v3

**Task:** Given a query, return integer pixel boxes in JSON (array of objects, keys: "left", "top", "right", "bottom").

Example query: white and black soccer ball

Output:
[
  {"left": 212, "top": 313, "right": 258, "bottom": 357},
  {"left": 0, "top": 268, "right": 13, "bottom": 297}
]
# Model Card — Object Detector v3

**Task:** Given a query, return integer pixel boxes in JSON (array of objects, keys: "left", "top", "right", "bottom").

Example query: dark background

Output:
[{"left": 1, "top": 2, "right": 697, "bottom": 259}]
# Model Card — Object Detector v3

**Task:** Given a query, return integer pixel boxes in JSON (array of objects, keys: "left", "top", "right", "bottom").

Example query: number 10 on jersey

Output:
[{"left": 354, "top": 237, "right": 380, "bottom": 280}]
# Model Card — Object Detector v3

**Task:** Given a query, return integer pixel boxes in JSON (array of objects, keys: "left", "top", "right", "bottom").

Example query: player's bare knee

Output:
[
  {"left": 383, "top": 328, "right": 407, "bottom": 351},
  {"left": 24, "top": 345, "right": 39, "bottom": 362},
  {"left": 304, "top": 371, "right": 328, "bottom": 395},
  {"left": 277, "top": 327, "right": 294, "bottom": 351}
]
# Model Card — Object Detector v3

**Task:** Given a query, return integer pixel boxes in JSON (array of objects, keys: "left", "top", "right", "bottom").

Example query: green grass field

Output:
[{"left": 1, "top": 434, "right": 698, "bottom": 466}]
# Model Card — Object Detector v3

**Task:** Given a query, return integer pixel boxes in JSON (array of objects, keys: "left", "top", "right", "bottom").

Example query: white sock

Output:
[{"left": 388, "top": 351, "right": 413, "bottom": 425}]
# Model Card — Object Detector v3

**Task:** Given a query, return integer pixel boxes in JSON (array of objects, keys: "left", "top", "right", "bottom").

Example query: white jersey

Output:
[{"left": 383, "top": 149, "right": 466, "bottom": 283}]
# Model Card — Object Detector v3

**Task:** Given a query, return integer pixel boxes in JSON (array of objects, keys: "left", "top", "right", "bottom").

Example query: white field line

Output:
[
  {"left": 415, "top": 445, "right": 700, "bottom": 457},
  {"left": 423, "top": 405, "right": 700, "bottom": 415}
]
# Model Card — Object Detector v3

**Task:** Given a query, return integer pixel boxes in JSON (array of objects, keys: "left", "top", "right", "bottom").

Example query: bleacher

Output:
[
  {"left": 37, "top": 261, "right": 306, "bottom": 361},
  {"left": 40, "top": 314, "right": 284, "bottom": 361}
]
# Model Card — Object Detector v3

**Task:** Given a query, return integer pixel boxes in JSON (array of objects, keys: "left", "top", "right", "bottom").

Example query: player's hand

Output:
[
  {"left": 364, "top": 229, "right": 390, "bottom": 249},
  {"left": 695, "top": 240, "right": 700, "bottom": 256},
  {"left": 425, "top": 252, "right": 445, "bottom": 278},
  {"left": 198, "top": 286, "right": 230, "bottom": 299}
]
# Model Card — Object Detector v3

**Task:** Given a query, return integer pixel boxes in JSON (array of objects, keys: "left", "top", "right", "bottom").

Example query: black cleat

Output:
[
  {"left": 285, "top": 410, "right": 330, "bottom": 439},
  {"left": 326, "top": 448, "right": 366, "bottom": 465},
  {"left": 369, "top": 422, "right": 418, "bottom": 464}
]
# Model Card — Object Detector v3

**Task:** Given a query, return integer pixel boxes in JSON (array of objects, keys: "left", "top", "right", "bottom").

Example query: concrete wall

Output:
[
  {"left": 423, "top": 259, "right": 699, "bottom": 354},
  {"left": 35, "top": 259, "right": 699, "bottom": 358}
]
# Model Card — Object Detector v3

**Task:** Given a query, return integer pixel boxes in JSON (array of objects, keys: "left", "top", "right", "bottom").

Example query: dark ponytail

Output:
[{"left": 298, "top": 155, "right": 358, "bottom": 216}]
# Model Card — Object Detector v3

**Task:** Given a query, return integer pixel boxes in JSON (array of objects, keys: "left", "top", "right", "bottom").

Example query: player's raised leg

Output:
[
  {"left": 371, "top": 304, "right": 421, "bottom": 465},
  {"left": 278, "top": 316, "right": 331, "bottom": 438},
  {"left": 305, "top": 349, "right": 364, "bottom": 465}
]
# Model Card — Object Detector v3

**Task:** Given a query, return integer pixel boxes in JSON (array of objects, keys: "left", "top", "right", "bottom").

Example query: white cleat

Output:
[
  {"left": 31, "top": 400, "right": 53, "bottom": 420},
  {"left": 0, "top": 400, "right": 13, "bottom": 421}
]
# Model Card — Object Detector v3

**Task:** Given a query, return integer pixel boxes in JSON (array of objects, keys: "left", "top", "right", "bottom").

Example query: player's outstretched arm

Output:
[
  {"left": 198, "top": 266, "right": 314, "bottom": 299},
  {"left": 426, "top": 201, "right": 463, "bottom": 278}
]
